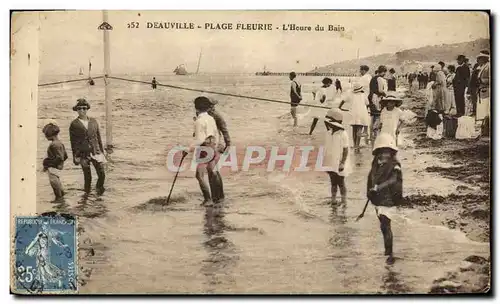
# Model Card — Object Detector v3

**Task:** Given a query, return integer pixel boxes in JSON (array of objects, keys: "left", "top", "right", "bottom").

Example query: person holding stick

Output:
[
  {"left": 186, "top": 96, "right": 223, "bottom": 206},
  {"left": 366, "top": 133, "right": 403, "bottom": 265}
]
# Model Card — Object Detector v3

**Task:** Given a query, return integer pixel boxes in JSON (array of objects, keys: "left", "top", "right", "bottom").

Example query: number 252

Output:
[{"left": 128, "top": 22, "right": 139, "bottom": 29}]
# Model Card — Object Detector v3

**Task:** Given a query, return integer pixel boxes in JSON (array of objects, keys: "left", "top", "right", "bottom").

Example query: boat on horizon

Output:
[{"left": 174, "top": 64, "right": 188, "bottom": 75}]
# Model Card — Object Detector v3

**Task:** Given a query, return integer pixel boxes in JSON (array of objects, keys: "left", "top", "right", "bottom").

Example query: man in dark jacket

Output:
[
  {"left": 207, "top": 98, "right": 231, "bottom": 200},
  {"left": 429, "top": 66, "right": 436, "bottom": 82},
  {"left": 467, "top": 62, "right": 480, "bottom": 116},
  {"left": 368, "top": 66, "right": 388, "bottom": 144},
  {"left": 69, "top": 98, "right": 106, "bottom": 195},
  {"left": 453, "top": 55, "right": 471, "bottom": 116},
  {"left": 335, "top": 78, "right": 342, "bottom": 93}
]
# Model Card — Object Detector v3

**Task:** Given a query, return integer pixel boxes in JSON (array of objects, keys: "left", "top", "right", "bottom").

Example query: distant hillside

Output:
[{"left": 311, "top": 38, "right": 490, "bottom": 74}]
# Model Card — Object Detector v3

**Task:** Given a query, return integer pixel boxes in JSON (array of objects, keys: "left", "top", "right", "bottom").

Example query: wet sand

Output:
[{"left": 37, "top": 75, "right": 489, "bottom": 294}]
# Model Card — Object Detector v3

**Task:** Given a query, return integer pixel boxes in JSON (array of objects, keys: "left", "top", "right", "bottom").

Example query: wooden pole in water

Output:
[
  {"left": 103, "top": 10, "right": 113, "bottom": 151},
  {"left": 196, "top": 48, "right": 202, "bottom": 74}
]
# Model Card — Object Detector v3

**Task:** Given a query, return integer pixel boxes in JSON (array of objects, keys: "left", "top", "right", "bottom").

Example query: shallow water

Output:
[{"left": 37, "top": 74, "right": 488, "bottom": 294}]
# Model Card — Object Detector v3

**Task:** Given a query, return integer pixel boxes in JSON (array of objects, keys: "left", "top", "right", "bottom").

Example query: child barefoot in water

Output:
[
  {"left": 323, "top": 109, "right": 351, "bottom": 204},
  {"left": 367, "top": 133, "right": 403, "bottom": 265},
  {"left": 42, "top": 122, "right": 68, "bottom": 200},
  {"left": 379, "top": 95, "right": 404, "bottom": 146},
  {"left": 309, "top": 77, "right": 332, "bottom": 135}
]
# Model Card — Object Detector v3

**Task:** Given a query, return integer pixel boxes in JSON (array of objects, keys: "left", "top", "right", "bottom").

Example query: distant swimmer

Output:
[
  {"left": 152, "top": 77, "right": 157, "bottom": 89},
  {"left": 335, "top": 78, "right": 342, "bottom": 93},
  {"left": 289, "top": 72, "right": 302, "bottom": 127},
  {"left": 88, "top": 77, "right": 95, "bottom": 86}
]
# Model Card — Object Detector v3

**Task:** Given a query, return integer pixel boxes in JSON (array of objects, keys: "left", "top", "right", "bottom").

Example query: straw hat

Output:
[
  {"left": 380, "top": 95, "right": 403, "bottom": 108},
  {"left": 372, "top": 133, "right": 398, "bottom": 155},
  {"left": 325, "top": 108, "right": 344, "bottom": 129},
  {"left": 72, "top": 98, "right": 91, "bottom": 111},
  {"left": 477, "top": 50, "right": 490, "bottom": 59},
  {"left": 352, "top": 82, "right": 364, "bottom": 93}
]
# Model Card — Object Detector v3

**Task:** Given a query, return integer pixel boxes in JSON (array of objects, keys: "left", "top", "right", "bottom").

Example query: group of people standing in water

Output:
[
  {"left": 42, "top": 98, "right": 107, "bottom": 200},
  {"left": 289, "top": 65, "right": 405, "bottom": 264}
]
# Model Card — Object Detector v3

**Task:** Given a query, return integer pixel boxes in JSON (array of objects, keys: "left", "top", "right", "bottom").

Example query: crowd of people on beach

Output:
[{"left": 422, "top": 51, "right": 490, "bottom": 140}]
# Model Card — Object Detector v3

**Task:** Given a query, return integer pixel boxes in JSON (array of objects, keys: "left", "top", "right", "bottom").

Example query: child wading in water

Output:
[
  {"left": 379, "top": 95, "right": 404, "bottom": 146},
  {"left": 338, "top": 82, "right": 370, "bottom": 151},
  {"left": 309, "top": 77, "right": 333, "bottom": 135},
  {"left": 42, "top": 122, "right": 68, "bottom": 200},
  {"left": 367, "top": 133, "right": 403, "bottom": 265},
  {"left": 323, "top": 108, "right": 351, "bottom": 204}
]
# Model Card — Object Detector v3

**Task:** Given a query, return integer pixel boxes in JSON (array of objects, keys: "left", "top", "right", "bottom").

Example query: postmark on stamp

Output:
[{"left": 13, "top": 215, "right": 77, "bottom": 294}]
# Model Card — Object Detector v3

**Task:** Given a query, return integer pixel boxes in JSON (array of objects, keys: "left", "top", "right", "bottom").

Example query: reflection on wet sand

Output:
[
  {"left": 50, "top": 193, "right": 109, "bottom": 219},
  {"left": 328, "top": 204, "right": 352, "bottom": 289},
  {"left": 381, "top": 265, "right": 411, "bottom": 294},
  {"left": 329, "top": 204, "right": 349, "bottom": 248},
  {"left": 201, "top": 205, "right": 238, "bottom": 293},
  {"left": 51, "top": 197, "right": 70, "bottom": 212}
]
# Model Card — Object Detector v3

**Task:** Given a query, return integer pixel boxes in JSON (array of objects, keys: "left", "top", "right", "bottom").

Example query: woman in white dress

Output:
[
  {"left": 309, "top": 77, "right": 333, "bottom": 135},
  {"left": 338, "top": 83, "right": 370, "bottom": 151}
]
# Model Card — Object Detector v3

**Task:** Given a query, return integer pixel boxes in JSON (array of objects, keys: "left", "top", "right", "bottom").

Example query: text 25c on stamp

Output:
[{"left": 13, "top": 215, "right": 77, "bottom": 294}]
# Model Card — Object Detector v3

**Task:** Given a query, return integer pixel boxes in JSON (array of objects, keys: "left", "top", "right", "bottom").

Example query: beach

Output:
[{"left": 36, "top": 74, "right": 490, "bottom": 294}]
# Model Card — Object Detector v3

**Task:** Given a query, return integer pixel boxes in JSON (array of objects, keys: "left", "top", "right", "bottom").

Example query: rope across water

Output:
[
  {"left": 108, "top": 76, "right": 331, "bottom": 110},
  {"left": 38, "top": 75, "right": 423, "bottom": 119},
  {"left": 38, "top": 76, "right": 104, "bottom": 87}
]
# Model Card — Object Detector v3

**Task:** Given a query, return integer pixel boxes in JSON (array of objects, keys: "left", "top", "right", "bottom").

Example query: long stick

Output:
[
  {"left": 165, "top": 153, "right": 187, "bottom": 205},
  {"left": 103, "top": 10, "right": 113, "bottom": 151},
  {"left": 355, "top": 199, "right": 370, "bottom": 221}
]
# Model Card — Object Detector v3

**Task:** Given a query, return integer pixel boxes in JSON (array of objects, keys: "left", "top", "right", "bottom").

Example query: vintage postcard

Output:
[{"left": 11, "top": 10, "right": 490, "bottom": 294}]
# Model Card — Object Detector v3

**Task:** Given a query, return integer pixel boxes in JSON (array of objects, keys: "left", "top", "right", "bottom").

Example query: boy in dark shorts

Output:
[
  {"left": 289, "top": 72, "right": 302, "bottom": 127},
  {"left": 42, "top": 122, "right": 68, "bottom": 200}
]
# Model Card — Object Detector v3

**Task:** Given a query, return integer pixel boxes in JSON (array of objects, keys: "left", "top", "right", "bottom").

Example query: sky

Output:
[{"left": 34, "top": 10, "right": 489, "bottom": 75}]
